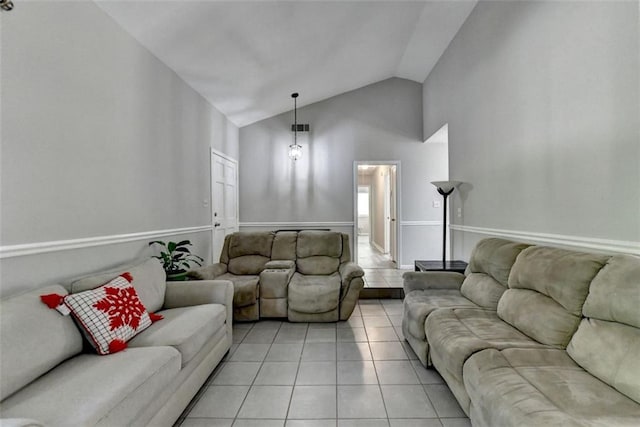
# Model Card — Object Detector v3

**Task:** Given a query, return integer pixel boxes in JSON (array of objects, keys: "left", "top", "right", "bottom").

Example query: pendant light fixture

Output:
[{"left": 289, "top": 93, "right": 302, "bottom": 161}]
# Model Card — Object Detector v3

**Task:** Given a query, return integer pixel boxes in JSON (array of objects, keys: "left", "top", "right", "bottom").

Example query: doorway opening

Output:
[{"left": 354, "top": 162, "right": 400, "bottom": 271}]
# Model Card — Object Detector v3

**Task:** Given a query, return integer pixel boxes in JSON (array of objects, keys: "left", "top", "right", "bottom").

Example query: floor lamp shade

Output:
[{"left": 431, "top": 181, "right": 461, "bottom": 265}]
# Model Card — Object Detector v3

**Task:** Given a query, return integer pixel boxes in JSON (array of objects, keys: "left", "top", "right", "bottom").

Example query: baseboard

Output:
[
  {"left": 0, "top": 225, "right": 213, "bottom": 259},
  {"left": 450, "top": 224, "right": 640, "bottom": 255}
]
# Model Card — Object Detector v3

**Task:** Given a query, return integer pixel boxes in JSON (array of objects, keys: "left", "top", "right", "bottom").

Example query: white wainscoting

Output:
[
  {"left": 0, "top": 226, "right": 213, "bottom": 259},
  {"left": 450, "top": 225, "right": 640, "bottom": 255}
]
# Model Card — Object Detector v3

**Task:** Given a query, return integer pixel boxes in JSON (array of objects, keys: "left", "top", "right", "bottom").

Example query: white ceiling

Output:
[{"left": 96, "top": 1, "right": 477, "bottom": 127}]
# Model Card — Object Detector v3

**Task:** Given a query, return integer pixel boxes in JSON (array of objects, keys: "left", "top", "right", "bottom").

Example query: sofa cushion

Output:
[
  {"left": 295, "top": 231, "right": 343, "bottom": 275},
  {"left": 0, "top": 285, "right": 83, "bottom": 401},
  {"left": 402, "top": 290, "right": 478, "bottom": 341},
  {"left": 567, "top": 318, "right": 640, "bottom": 405},
  {"left": 425, "top": 308, "right": 548, "bottom": 385},
  {"left": 128, "top": 304, "right": 226, "bottom": 367},
  {"left": 459, "top": 273, "right": 505, "bottom": 309},
  {"left": 288, "top": 272, "right": 340, "bottom": 313},
  {"left": 297, "top": 231, "right": 343, "bottom": 258},
  {"left": 466, "top": 238, "right": 531, "bottom": 287},
  {"left": 581, "top": 254, "right": 640, "bottom": 328},
  {"left": 271, "top": 231, "right": 298, "bottom": 260},
  {"left": 216, "top": 273, "right": 259, "bottom": 307},
  {"left": 68, "top": 258, "right": 166, "bottom": 313},
  {"left": 0, "top": 347, "right": 181, "bottom": 426},
  {"left": 499, "top": 246, "right": 608, "bottom": 347},
  {"left": 464, "top": 348, "right": 640, "bottom": 427},
  {"left": 228, "top": 232, "right": 274, "bottom": 258}
]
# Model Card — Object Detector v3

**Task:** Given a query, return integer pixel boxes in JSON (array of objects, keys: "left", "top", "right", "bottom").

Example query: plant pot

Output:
[{"left": 166, "top": 270, "right": 188, "bottom": 281}]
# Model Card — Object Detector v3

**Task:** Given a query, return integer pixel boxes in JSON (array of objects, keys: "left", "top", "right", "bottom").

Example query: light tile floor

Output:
[
  {"left": 175, "top": 299, "right": 470, "bottom": 427},
  {"left": 357, "top": 238, "right": 396, "bottom": 269}
]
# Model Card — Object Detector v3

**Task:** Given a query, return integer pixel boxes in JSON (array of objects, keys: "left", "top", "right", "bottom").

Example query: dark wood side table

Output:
[{"left": 414, "top": 260, "right": 468, "bottom": 274}]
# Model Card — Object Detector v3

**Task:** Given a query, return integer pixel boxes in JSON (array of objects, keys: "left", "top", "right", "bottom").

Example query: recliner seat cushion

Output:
[
  {"left": 464, "top": 348, "right": 640, "bottom": 427},
  {"left": 128, "top": 304, "right": 226, "bottom": 367},
  {"left": 425, "top": 308, "right": 549, "bottom": 385},
  {"left": 288, "top": 272, "right": 340, "bottom": 313},
  {"left": 215, "top": 273, "right": 259, "bottom": 307},
  {"left": 403, "top": 290, "right": 479, "bottom": 341},
  {"left": 0, "top": 347, "right": 181, "bottom": 426}
]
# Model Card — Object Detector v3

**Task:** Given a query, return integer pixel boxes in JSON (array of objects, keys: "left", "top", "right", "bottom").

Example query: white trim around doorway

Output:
[{"left": 353, "top": 160, "right": 402, "bottom": 268}]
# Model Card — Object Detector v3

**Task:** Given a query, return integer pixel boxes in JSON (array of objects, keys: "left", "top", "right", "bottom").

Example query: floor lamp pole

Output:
[{"left": 437, "top": 187, "right": 454, "bottom": 267}]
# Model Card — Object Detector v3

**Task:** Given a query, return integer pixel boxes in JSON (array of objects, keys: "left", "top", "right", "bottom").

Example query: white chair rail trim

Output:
[
  {"left": 0, "top": 226, "right": 213, "bottom": 259},
  {"left": 451, "top": 224, "right": 640, "bottom": 255},
  {"left": 240, "top": 221, "right": 354, "bottom": 228}
]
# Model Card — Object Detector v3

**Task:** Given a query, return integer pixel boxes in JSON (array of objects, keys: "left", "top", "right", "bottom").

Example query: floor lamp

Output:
[{"left": 431, "top": 181, "right": 461, "bottom": 266}]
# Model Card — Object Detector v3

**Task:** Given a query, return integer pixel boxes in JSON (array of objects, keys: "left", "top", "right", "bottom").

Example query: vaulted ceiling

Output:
[{"left": 96, "top": 1, "right": 477, "bottom": 127}]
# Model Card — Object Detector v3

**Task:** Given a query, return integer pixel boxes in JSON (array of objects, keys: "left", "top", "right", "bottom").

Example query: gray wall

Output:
[
  {"left": 423, "top": 1, "right": 640, "bottom": 259},
  {"left": 239, "top": 78, "right": 449, "bottom": 267},
  {"left": 0, "top": 2, "right": 238, "bottom": 297}
]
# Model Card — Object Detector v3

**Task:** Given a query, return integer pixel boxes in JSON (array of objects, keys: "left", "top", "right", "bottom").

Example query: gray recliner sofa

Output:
[
  {"left": 402, "top": 238, "right": 640, "bottom": 425},
  {"left": 189, "top": 230, "right": 365, "bottom": 322}
]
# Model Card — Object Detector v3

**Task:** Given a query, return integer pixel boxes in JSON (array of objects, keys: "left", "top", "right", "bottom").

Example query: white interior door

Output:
[{"left": 211, "top": 150, "right": 239, "bottom": 263}]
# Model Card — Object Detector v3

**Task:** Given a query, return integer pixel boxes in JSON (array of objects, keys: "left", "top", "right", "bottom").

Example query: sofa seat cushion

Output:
[
  {"left": 216, "top": 274, "right": 259, "bottom": 307},
  {"left": 403, "top": 290, "right": 479, "bottom": 340},
  {"left": 425, "top": 308, "right": 549, "bottom": 384},
  {"left": 464, "top": 348, "right": 640, "bottom": 427},
  {"left": 0, "top": 347, "right": 180, "bottom": 427},
  {"left": 289, "top": 272, "right": 340, "bottom": 313},
  {"left": 128, "top": 304, "right": 226, "bottom": 367}
]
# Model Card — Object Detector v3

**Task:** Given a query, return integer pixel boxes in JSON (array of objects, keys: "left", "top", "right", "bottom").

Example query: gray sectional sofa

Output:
[
  {"left": 0, "top": 258, "right": 233, "bottom": 427},
  {"left": 188, "top": 230, "right": 365, "bottom": 322},
  {"left": 402, "top": 238, "right": 640, "bottom": 425}
]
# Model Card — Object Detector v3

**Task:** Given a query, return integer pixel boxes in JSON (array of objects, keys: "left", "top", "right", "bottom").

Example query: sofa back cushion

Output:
[
  {"left": 271, "top": 231, "right": 298, "bottom": 260},
  {"left": 498, "top": 246, "right": 608, "bottom": 347},
  {"left": 460, "top": 238, "right": 530, "bottom": 309},
  {"left": 68, "top": 258, "right": 166, "bottom": 313},
  {"left": 567, "top": 254, "right": 640, "bottom": 404},
  {"left": 227, "top": 232, "right": 274, "bottom": 275},
  {"left": 296, "top": 231, "right": 343, "bottom": 275},
  {"left": 0, "top": 285, "right": 83, "bottom": 401}
]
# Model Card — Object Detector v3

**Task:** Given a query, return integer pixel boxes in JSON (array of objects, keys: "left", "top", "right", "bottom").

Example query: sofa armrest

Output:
[
  {"left": 402, "top": 271, "right": 465, "bottom": 294},
  {"left": 186, "top": 263, "right": 227, "bottom": 280},
  {"left": 265, "top": 260, "right": 296, "bottom": 269}
]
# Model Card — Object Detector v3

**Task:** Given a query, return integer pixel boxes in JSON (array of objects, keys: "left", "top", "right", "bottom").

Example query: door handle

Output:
[{"left": 214, "top": 222, "right": 221, "bottom": 227}]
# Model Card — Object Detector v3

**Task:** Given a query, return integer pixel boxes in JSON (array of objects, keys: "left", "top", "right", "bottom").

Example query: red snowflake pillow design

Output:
[{"left": 41, "top": 273, "right": 162, "bottom": 355}]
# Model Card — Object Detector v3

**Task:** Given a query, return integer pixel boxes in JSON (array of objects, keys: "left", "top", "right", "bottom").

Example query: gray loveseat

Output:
[
  {"left": 0, "top": 258, "right": 233, "bottom": 426},
  {"left": 403, "top": 238, "right": 640, "bottom": 426},
  {"left": 188, "top": 230, "right": 365, "bottom": 322}
]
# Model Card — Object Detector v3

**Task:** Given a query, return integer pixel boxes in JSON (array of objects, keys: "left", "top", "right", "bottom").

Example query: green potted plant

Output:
[{"left": 148, "top": 240, "right": 204, "bottom": 281}]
